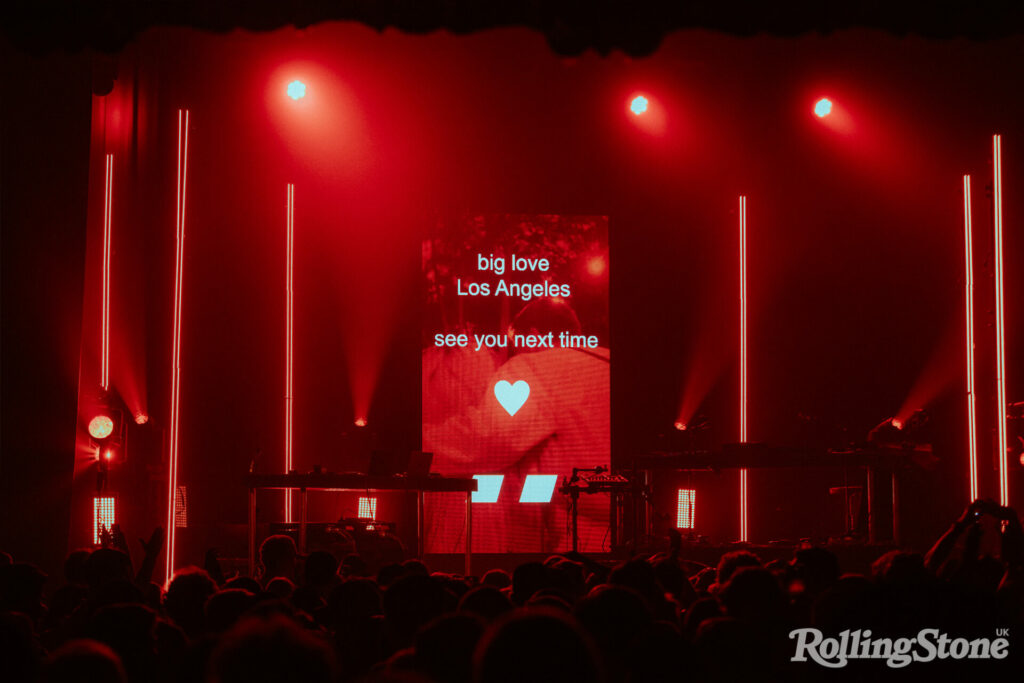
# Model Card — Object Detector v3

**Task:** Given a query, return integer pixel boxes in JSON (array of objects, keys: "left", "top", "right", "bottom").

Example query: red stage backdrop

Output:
[{"left": 422, "top": 214, "right": 610, "bottom": 553}]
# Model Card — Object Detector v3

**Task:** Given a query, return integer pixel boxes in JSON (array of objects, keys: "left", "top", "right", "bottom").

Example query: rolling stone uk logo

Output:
[{"left": 789, "top": 628, "right": 1010, "bottom": 668}]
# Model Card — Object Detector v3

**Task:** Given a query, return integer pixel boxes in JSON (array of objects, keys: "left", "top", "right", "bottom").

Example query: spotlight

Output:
[
  {"left": 286, "top": 80, "right": 307, "bottom": 101},
  {"left": 586, "top": 255, "right": 607, "bottom": 277},
  {"left": 357, "top": 496, "right": 377, "bottom": 520},
  {"left": 88, "top": 415, "right": 115, "bottom": 440},
  {"left": 354, "top": 417, "right": 368, "bottom": 428},
  {"left": 93, "top": 496, "right": 116, "bottom": 545},
  {"left": 630, "top": 95, "right": 649, "bottom": 116},
  {"left": 674, "top": 421, "right": 687, "bottom": 431},
  {"left": 814, "top": 98, "right": 833, "bottom": 118},
  {"left": 868, "top": 417, "right": 902, "bottom": 446},
  {"left": 134, "top": 413, "right": 149, "bottom": 425},
  {"left": 869, "top": 412, "right": 933, "bottom": 450},
  {"left": 676, "top": 489, "right": 696, "bottom": 529}
]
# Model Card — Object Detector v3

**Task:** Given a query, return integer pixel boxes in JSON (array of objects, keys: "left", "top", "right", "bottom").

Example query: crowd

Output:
[{"left": 1, "top": 499, "right": 1022, "bottom": 682}]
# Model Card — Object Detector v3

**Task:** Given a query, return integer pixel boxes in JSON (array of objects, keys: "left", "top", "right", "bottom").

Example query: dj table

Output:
[{"left": 244, "top": 473, "right": 478, "bottom": 575}]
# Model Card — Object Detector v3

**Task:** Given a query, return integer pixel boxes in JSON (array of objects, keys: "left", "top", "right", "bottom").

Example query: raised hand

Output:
[{"left": 139, "top": 527, "right": 164, "bottom": 558}]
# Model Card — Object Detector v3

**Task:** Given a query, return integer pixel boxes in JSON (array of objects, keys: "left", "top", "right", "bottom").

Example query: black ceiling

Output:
[{"left": 3, "top": 0, "right": 1022, "bottom": 56}]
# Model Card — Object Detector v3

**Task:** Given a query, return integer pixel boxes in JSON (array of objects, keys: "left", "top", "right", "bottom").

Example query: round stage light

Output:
[
  {"left": 630, "top": 95, "right": 649, "bottom": 116},
  {"left": 814, "top": 98, "right": 833, "bottom": 118},
  {"left": 674, "top": 421, "right": 687, "bottom": 431},
  {"left": 286, "top": 80, "right": 307, "bottom": 101},
  {"left": 354, "top": 417, "right": 368, "bottom": 427},
  {"left": 89, "top": 415, "right": 115, "bottom": 440},
  {"left": 135, "top": 413, "right": 149, "bottom": 425},
  {"left": 586, "top": 255, "right": 607, "bottom": 277}
]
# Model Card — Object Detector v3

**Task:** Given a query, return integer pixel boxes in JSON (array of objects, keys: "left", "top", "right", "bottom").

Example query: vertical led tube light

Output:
[
  {"left": 165, "top": 110, "right": 190, "bottom": 583},
  {"left": 964, "top": 175, "right": 979, "bottom": 502},
  {"left": 285, "top": 184, "right": 295, "bottom": 522},
  {"left": 739, "top": 195, "right": 749, "bottom": 542},
  {"left": 993, "top": 135, "right": 1009, "bottom": 507},
  {"left": 101, "top": 153, "right": 113, "bottom": 390}
]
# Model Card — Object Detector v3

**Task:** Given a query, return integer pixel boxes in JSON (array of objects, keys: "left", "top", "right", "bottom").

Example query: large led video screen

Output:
[{"left": 423, "top": 215, "right": 610, "bottom": 553}]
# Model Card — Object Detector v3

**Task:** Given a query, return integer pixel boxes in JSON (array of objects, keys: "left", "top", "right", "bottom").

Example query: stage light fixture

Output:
[
  {"left": 519, "top": 475, "right": 558, "bottom": 503},
  {"left": 175, "top": 486, "right": 188, "bottom": 528},
  {"left": 814, "top": 98, "right": 833, "bottom": 118},
  {"left": 676, "top": 489, "right": 696, "bottom": 529},
  {"left": 134, "top": 413, "right": 149, "bottom": 425},
  {"left": 287, "top": 80, "right": 306, "bottom": 100},
  {"left": 355, "top": 417, "right": 368, "bottom": 427},
  {"left": 630, "top": 95, "right": 649, "bottom": 116},
  {"left": 868, "top": 416, "right": 920, "bottom": 448},
  {"left": 357, "top": 496, "right": 377, "bottom": 520},
  {"left": 93, "top": 496, "right": 116, "bottom": 545},
  {"left": 89, "top": 415, "right": 115, "bottom": 440},
  {"left": 472, "top": 475, "right": 504, "bottom": 503},
  {"left": 674, "top": 421, "right": 687, "bottom": 431}
]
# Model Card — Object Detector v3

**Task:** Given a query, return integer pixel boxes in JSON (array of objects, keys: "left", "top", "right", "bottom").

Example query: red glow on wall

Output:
[
  {"left": 738, "top": 195, "right": 749, "bottom": 543},
  {"left": 285, "top": 183, "right": 295, "bottom": 523},
  {"left": 165, "top": 109, "right": 190, "bottom": 583},
  {"left": 676, "top": 488, "right": 696, "bottom": 529},
  {"left": 963, "top": 175, "right": 979, "bottom": 502},
  {"left": 88, "top": 414, "right": 114, "bottom": 440},
  {"left": 993, "top": 134, "right": 1009, "bottom": 507},
  {"left": 93, "top": 496, "right": 115, "bottom": 545},
  {"left": 101, "top": 153, "right": 113, "bottom": 390},
  {"left": 357, "top": 496, "right": 377, "bottom": 520}
]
